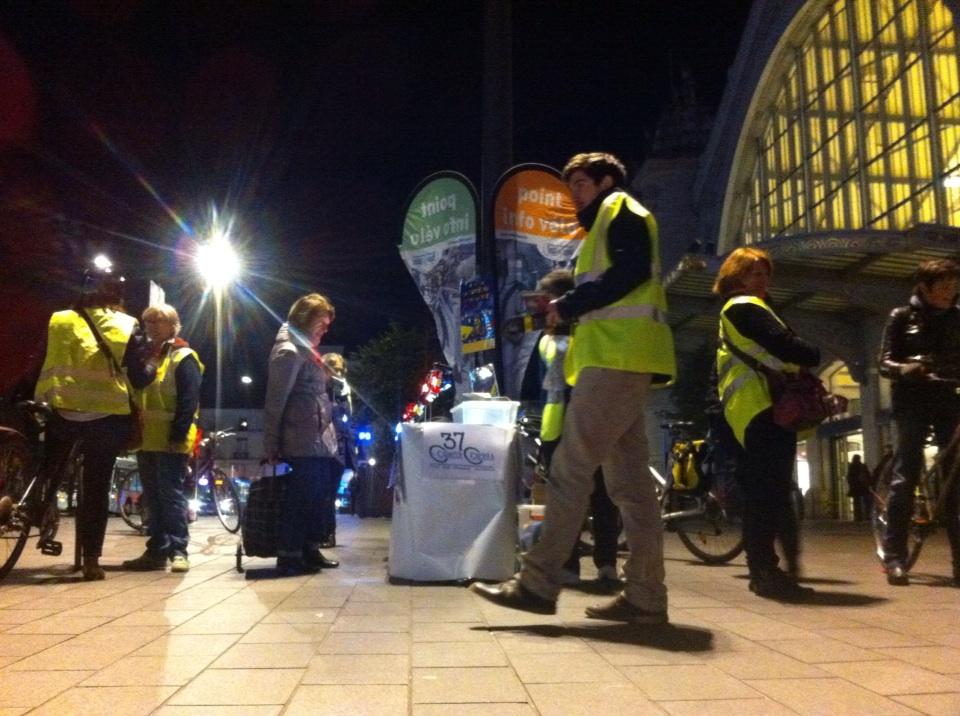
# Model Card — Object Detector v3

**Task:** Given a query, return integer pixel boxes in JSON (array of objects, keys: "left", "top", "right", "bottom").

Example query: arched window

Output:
[{"left": 724, "top": 0, "right": 960, "bottom": 248}]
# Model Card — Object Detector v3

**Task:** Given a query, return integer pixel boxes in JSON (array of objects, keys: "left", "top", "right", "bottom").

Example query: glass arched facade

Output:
[{"left": 733, "top": 0, "right": 960, "bottom": 246}]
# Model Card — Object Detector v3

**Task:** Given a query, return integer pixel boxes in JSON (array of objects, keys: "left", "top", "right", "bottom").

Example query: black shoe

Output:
[
  {"left": 749, "top": 569, "right": 814, "bottom": 601},
  {"left": 276, "top": 556, "right": 321, "bottom": 576},
  {"left": 303, "top": 550, "right": 339, "bottom": 569},
  {"left": 886, "top": 563, "right": 909, "bottom": 586},
  {"left": 320, "top": 538, "right": 336, "bottom": 549},
  {"left": 469, "top": 578, "right": 556, "bottom": 615},
  {"left": 122, "top": 551, "right": 168, "bottom": 571}
]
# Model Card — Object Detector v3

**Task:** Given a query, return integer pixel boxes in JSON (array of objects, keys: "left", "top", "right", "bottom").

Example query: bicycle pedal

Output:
[{"left": 39, "top": 540, "right": 62, "bottom": 556}]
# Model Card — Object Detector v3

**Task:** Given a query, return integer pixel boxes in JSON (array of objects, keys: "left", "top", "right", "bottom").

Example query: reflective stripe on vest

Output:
[
  {"left": 716, "top": 295, "right": 799, "bottom": 446},
  {"left": 564, "top": 191, "right": 676, "bottom": 386},
  {"left": 139, "top": 345, "right": 204, "bottom": 453},
  {"left": 35, "top": 309, "right": 136, "bottom": 415}
]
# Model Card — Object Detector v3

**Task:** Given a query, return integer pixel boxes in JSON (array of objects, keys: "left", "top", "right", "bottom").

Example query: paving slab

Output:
[{"left": 0, "top": 514, "right": 956, "bottom": 713}]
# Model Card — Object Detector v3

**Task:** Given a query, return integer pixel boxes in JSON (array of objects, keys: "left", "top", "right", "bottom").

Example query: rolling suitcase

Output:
[{"left": 235, "top": 473, "right": 287, "bottom": 573}]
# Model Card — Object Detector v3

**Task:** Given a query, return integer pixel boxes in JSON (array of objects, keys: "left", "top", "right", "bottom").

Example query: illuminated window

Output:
[{"left": 727, "top": 0, "right": 960, "bottom": 249}]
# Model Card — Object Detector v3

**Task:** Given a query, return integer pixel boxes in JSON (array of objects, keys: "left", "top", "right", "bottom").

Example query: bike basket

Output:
[{"left": 671, "top": 440, "right": 705, "bottom": 491}]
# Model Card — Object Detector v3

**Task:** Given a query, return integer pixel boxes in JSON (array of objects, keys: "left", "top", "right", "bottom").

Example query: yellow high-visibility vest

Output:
[
  {"left": 564, "top": 191, "right": 676, "bottom": 386},
  {"left": 35, "top": 308, "right": 137, "bottom": 415},
  {"left": 716, "top": 295, "right": 800, "bottom": 446},
  {"left": 538, "top": 333, "right": 569, "bottom": 442},
  {"left": 139, "top": 345, "right": 204, "bottom": 453}
]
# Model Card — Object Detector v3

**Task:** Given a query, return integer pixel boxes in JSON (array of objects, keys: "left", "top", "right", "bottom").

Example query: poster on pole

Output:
[
  {"left": 493, "top": 164, "right": 585, "bottom": 398},
  {"left": 459, "top": 275, "right": 496, "bottom": 354},
  {"left": 399, "top": 172, "right": 478, "bottom": 375}
]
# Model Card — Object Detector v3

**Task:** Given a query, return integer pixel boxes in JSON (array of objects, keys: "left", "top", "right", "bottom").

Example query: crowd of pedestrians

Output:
[{"left": 18, "top": 149, "right": 960, "bottom": 613}]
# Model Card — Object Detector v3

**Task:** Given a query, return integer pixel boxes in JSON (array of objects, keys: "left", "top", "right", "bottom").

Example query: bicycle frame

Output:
[
  {"left": 872, "top": 402, "right": 960, "bottom": 571},
  {"left": 650, "top": 465, "right": 712, "bottom": 523}
]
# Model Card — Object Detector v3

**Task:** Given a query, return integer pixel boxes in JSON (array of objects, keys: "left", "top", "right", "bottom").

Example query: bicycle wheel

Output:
[
  {"left": 0, "top": 433, "right": 33, "bottom": 579},
  {"left": 870, "top": 457, "right": 928, "bottom": 571},
  {"left": 870, "top": 458, "right": 894, "bottom": 564},
  {"left": 211, "top": 469, "right": 241, "bottom": 533},
  {"left": 676, "top": 473, "right": 744, "bottom": 564},
  {"left": 118, "top": 469, "right": 148, "bottom": 534}
]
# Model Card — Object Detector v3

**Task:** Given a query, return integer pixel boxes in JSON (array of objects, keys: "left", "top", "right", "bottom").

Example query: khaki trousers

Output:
[{"left": 519, "top": 367, "right": 667, "bottom": 611}]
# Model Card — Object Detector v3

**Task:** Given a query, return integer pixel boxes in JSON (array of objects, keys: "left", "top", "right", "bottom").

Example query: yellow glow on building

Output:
[{"left": 736, "top": 0, "right": 960, "bottom": 246}]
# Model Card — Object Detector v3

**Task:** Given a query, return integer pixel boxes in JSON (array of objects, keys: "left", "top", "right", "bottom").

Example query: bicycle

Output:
[
  {"left": 112, "top": 428, "right": 243, "bottom": 534},
  {"left": 656, "top": 421, "right": 745, "bottom": 564},
  {"left": 516, "top": 414, "right": 745, "bottom": 565},
  {"left": 112, "top": 456, "right": 147, "bottom": 533},
  {"left": 0, "top": 401, "right": 84, "bottom": 580},
  {"left": 871, "top": 375, "right": 960, "bottom": 573},
  {"left": 186, "top": 428, "right": 242, "bottom": 533}
]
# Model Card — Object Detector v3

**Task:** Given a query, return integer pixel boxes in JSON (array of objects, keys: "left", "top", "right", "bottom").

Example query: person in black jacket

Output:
[{"left": 879, "top": 258, "right": 960, "bottom": 587}]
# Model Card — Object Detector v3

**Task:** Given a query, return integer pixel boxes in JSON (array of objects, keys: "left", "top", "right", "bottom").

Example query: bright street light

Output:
[
  {"left": 195, "top": 227, "right": 241, "bottom": 290},
  {"left": 240, "top": 375, "right": 253, "bottom": 385}
]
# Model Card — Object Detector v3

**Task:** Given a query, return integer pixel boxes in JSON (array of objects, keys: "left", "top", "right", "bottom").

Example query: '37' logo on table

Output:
[{"left": 428, "top": 431, "right": 486, "bottom": 465}]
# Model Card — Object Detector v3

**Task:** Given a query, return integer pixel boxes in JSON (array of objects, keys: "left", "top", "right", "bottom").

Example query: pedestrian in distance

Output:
[
  {"left": 845, "top": 454, "right": 872, "bottom": 523},
  {"left": 33, "top": 256, "right": 155, "bottom": 580},
  {"left": 263, "top": 293, "right": 341, "bottom": 577},
  {"left": 879, "top": 258, "right": 960, "bottom": 587},
  {"left": 713, "top": 247, "right": 820, "bottom": 601},
  {"left": 122, "top": 304, "right": 203, "bottom": 574},
  {"left": 320, "top": 352, "right": 355, "bottom": 548},
  {"left": 471, "top": 151, "right": 676, "bottom": 623}
]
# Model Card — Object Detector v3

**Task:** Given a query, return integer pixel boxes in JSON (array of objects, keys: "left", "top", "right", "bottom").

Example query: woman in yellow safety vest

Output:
[
  {"left": 713, "top": 247, "right": 820, "bottom": 601},
  {"left": 121, "top": 304, "right": 203, "bottom": 574},
  {"left": 34, "top": 259, "right": 155, "bottom": 580}
]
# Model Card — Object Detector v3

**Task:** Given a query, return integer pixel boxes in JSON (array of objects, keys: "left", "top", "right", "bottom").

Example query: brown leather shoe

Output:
[
  {"left": 469, "top": 579, "right": 556, "bottom": 615},
  {"left": 585, "top": 595, "right": 668, "bottom": 624}
]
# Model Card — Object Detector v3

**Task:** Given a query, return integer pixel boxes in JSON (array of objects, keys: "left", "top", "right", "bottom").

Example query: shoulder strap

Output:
[
  {"left": 720, "top": 332, "right": 768, "bottom": 375},
  {"left": 77, "top": 309, "right": 136, "bottom": 396}
]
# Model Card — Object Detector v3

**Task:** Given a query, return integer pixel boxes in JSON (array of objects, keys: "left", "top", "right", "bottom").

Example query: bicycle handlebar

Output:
[
  {"left": 15, "top": 400, "right": 53, "bottom": 424},
  {"left": 200, "top": 429, "right": 237, "bottom": 447}
]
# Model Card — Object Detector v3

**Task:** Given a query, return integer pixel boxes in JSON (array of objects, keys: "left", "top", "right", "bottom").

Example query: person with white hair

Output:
[{"left": 122, "top": 303, "right": 203, "bottom": 573}]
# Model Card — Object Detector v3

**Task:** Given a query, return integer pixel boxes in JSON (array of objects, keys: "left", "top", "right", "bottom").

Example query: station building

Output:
[{"left": 643, "top": 0, "right": 960, "bottom": 518}]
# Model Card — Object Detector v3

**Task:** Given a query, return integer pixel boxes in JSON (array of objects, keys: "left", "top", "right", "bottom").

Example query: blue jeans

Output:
[
  {"left": 278, "top": 457, "right": 327, "bottom": 558},
  {"left": 137, "top": 451, "right": 190, "bottom": 558}
]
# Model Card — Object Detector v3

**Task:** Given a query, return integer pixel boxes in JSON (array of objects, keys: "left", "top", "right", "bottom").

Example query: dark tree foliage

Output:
[
  {"left": 347, "top": 323, "right": 438, "bottom": 460},
  {"left": 669, "top": 340, "right": 717, "bottom": 435}
]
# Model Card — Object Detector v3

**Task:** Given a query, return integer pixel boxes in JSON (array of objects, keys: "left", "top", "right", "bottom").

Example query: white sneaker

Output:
[{"left": 170, "top": 555, "right": 190, "bottom": 573}]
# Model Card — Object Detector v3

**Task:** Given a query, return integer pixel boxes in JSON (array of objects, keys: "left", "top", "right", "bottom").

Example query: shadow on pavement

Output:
[
  {"left": 0, "top": 564, "right": 83, "bottom": 585},
  {"left": 730, "top": 574, "right": 857, "bottom": 587},
  {"left": 788, "top": 591, "right": 887, "bottom": 607},
  {"left": 479, "top": 622, "right": 715, "bottom": 651}
]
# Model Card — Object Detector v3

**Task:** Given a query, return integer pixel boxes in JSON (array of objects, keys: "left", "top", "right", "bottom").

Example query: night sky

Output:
[{"left": 0, "top": 0, "right": 752, "bottom": 407}]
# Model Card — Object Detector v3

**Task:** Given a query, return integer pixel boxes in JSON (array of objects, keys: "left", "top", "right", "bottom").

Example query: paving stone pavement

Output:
[{"left": 0, "top": 513, "right": 957, "bottom": 714}]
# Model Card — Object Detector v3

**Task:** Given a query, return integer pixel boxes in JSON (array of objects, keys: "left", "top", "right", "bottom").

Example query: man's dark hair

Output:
[
  {"left": 536, "top": 268, "right": 575, "bottom": 298},
  {"left": 914, "top": 258, "right": 960, "bottom": 287},
  {"left": 561, "top": 152, "right": 627, "bottom": 187}
]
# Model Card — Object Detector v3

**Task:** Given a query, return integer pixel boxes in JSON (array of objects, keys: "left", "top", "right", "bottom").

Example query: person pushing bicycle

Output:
[{"left": 879, "top": 258, "right": 960, "bottom": 587}]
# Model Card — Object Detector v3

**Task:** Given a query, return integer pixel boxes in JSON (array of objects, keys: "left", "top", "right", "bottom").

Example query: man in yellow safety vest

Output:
[{"left": 472, "top": 152, "right": 676, "bottom": 623}]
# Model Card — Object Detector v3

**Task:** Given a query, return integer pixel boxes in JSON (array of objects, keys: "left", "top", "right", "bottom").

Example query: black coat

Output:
[{"left": 879, "top": 294, "right": 960, "bottom": 412}]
